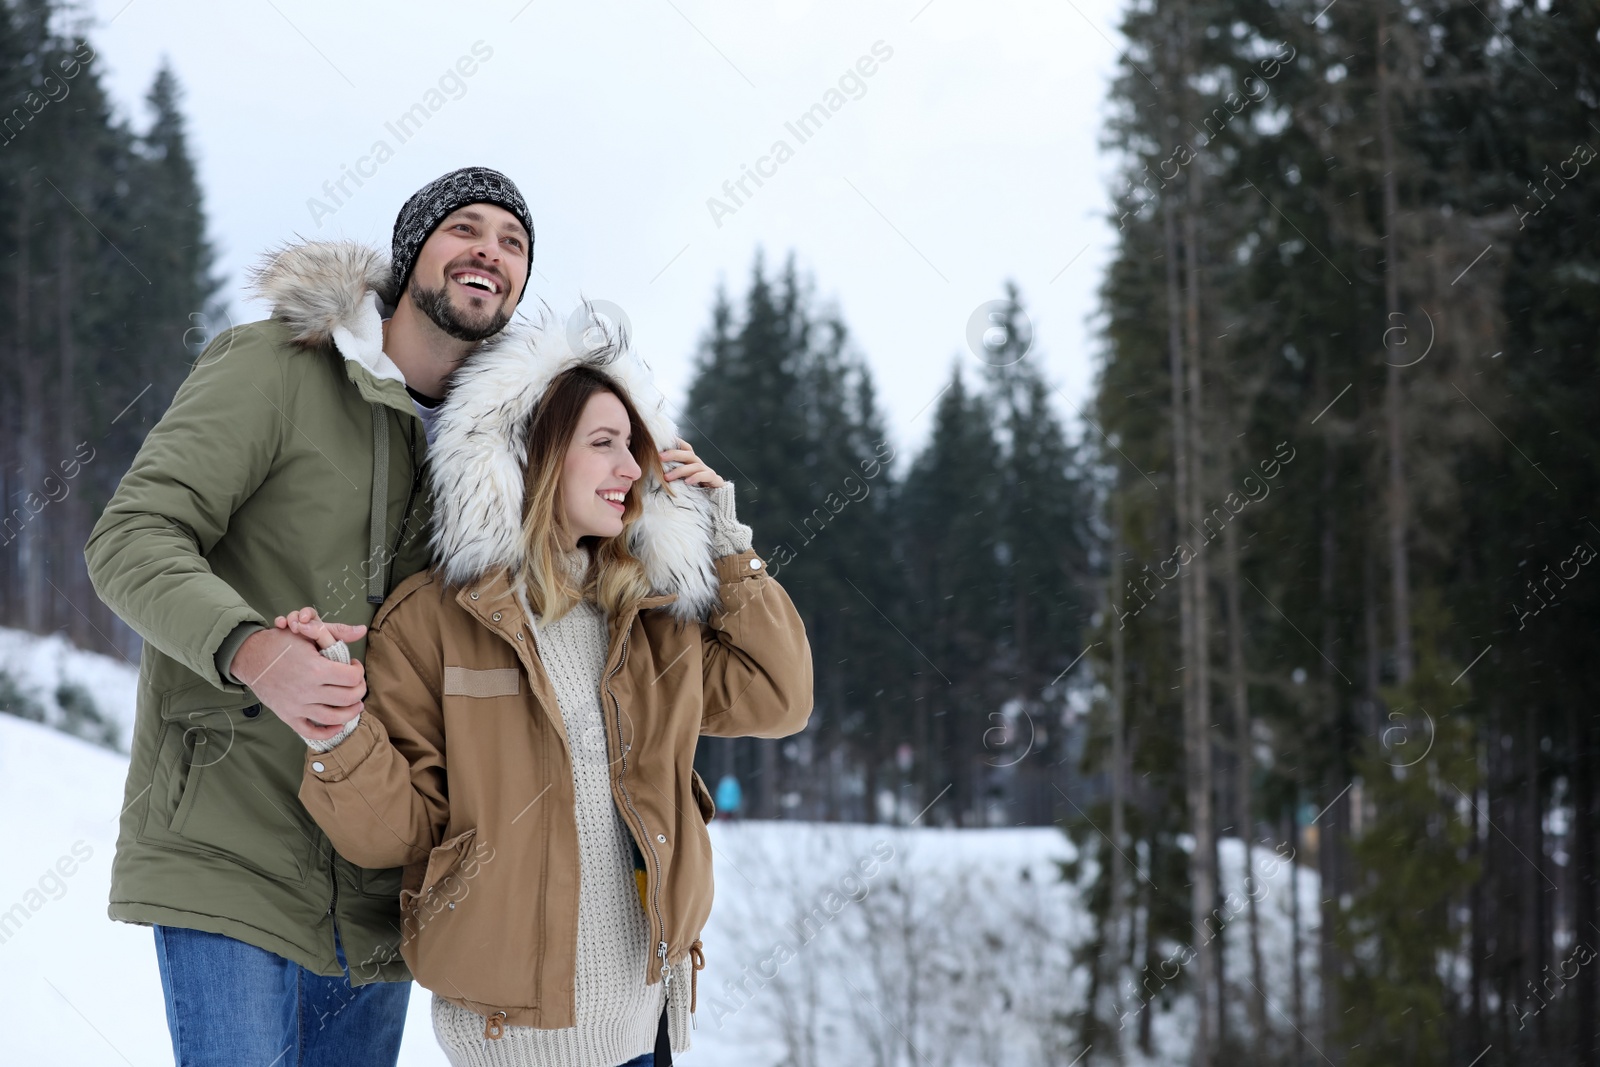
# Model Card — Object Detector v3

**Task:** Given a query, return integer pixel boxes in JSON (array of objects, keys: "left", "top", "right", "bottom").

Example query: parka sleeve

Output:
[
  {"left": 299, "top": 602, "right": 449, "bottom": 870},
  {"left": 83, "top": 325, "right": 279, "bottom": 691},
  {"left": 699, "top": 547, "right": 814, "bottom": 739}
]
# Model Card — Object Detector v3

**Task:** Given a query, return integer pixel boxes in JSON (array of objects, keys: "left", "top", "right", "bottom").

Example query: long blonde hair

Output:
[{"left": 518, "top": 364, "right": 673, "bottom": 623}]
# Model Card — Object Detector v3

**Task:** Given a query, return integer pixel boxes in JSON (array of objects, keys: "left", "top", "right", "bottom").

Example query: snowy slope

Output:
[
  {"left": 0, "top": 627, "right": 140, "bottom": 752},
  {"left": 0, "top": 715, "right": 172, "bottom": 1064},
  {"left": 0, "top": 624, "right": 1321, "bottom": 1065},
  {"left": 0, "top": 713, "right": 1087, "bottom": 1066}
]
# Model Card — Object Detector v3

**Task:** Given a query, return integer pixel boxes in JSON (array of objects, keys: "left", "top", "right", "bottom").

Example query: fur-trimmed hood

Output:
[
  {"left": 248, "top": 241, "right": 408, "bottom": 390},
  {"left": 247, "top": 239, "right": 721, "bottom": 624},
  {"left": 428, "top": 309, "right": 722, "bottom": 624}
]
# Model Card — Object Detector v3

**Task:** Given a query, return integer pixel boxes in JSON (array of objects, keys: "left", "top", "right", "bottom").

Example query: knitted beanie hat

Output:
[{"left": 390, "top": 166, "right": 535, "bottom": 301}]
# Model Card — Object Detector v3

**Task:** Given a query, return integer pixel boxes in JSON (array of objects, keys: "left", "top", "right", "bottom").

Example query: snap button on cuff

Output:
[
  {"left": 311, "top": 761, "right": 325, "bottom": 773},
  {"left": 749, "top": 559, "right": 761, "bottom": 569}
]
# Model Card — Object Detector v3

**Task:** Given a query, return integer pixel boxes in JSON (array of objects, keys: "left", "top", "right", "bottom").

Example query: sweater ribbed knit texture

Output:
[
  {"left": 705, "top": 480, "right": 753, "bottom": 558},
  {"left": 304, "top": 640, "right": 360, "bottom": 753}
]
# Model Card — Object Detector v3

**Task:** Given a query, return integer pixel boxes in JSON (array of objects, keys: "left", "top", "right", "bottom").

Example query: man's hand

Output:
[{"left": 232, "top": 625, "right": 369, "bottom": 741}]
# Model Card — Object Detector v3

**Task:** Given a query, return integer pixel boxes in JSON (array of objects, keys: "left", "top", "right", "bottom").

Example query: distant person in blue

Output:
[{"left": 715, "top": 775, "right": 743, "bottom": 819}]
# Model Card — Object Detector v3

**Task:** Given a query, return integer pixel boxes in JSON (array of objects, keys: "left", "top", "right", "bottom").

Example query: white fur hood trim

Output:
[
  {"left": 247, "top": 240, "right": 406, "bottom": 388},
  {"left": 428, "top": 305, "right": 722, "bottom": 624}
]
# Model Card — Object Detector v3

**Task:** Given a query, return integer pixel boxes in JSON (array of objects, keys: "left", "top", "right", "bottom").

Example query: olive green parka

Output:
[{"left": 85, "top": 242, "right": 444, "bottom": 981}]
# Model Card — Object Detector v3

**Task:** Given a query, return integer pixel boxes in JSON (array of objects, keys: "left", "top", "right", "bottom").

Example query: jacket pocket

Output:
[
  {"left": 141, "top": 680, "right": 253, "bottom": 837},
  {"left": 690, "top": 769, "right": 716, "bottom": 823},
  {"left": 141, "top": 718, "right": 213, "bottom": 839},
  {"left": 139, "top": 682, "right": 315, "bottom": 886},
  {"left": 144, "top": 721, "right": 199, "bottom": 837},
  {"left": 401, "top": 827, "right": 481, "bottom": 914},
  {"left": 166, "top": 724, "right": 207, "bottom": 836},
  {"left": 400, "top": 827, "right": 485, "bottom": 952},
  {"left": 429, "top": 827, "right": 482, "bottom": 887},
  {"left": 169, "top": 735, "right": 314, "bottom": 885}
]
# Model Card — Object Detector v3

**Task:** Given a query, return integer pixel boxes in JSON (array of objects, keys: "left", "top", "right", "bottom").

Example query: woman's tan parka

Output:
[{"left": 298, "top": 312, "right": 813, "bottom": 1031}]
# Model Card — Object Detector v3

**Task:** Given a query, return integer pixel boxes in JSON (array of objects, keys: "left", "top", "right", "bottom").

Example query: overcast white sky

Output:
[{"left": 81, "top": 0, "right": 1123, "bottom": 462}]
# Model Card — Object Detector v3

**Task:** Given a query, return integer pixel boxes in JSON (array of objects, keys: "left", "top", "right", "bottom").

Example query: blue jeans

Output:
[{"left": 153, "top": 924, "right": 409, "bottom": 1067}]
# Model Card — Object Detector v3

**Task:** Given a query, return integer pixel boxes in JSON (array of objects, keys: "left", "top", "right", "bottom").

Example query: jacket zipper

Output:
[{"left": 604, "top": 618, "right": 672, "bottom": 991}]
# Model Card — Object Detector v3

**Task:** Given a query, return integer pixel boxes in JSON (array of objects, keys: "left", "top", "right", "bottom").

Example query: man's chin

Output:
[
  {"left": 440, "top": 315, "right": 508, "bottom": 343},
  {"left": 410, "top": 283, "right": 512, "bottom": 342},
  {"left": 447, "top": 306, "right": 507, "bottom": 337}
]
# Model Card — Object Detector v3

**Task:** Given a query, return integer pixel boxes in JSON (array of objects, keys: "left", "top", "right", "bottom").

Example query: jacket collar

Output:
[
  {"left": 450, "top": 568, "right": 677, "bottom": 757},
  {"left": 248, "top": 240, "right": 413, "bottom": 415},
  {"left": 453, "top": 568, "right": 676, "bottom": 636}
]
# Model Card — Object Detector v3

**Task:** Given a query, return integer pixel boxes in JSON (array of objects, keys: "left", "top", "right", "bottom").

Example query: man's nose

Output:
[{"left": 470, "top": 236, "right": 501, "bottom": 263}]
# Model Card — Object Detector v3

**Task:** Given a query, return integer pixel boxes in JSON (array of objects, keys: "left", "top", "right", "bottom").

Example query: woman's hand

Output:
[
  {"left": 660, "top": 436, "right": 725, "bottom": 489},
  {"left": 274, "top": 605, "right": 366, "bottom": 651},
  {"left": 269, "top": 607, "right": 368, "bottom": 736}
]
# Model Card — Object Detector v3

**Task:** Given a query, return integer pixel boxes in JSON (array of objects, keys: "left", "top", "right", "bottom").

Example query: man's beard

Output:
[{"left": 410, "top": 282, "right": 512, "bottom": 342}]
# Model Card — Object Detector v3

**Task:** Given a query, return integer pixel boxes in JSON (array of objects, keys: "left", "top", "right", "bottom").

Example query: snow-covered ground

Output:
[
  {"left": 0, "top": 628, "right": 1321, "bottom": 1065},
  {"left": 0, "top": 712, "right": 1082, "bottom": 1066},
  {"left": 0, "top": 627, "right": 140, "bottom": 751}
]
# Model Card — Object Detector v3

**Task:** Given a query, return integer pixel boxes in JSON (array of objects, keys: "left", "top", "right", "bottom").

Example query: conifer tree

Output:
[
  {"left": 898, "top": 364, "right": 1006, "bottom": 825},
  {"left": 980, "top": 282, "right": 1094, "bottom": 815},
  {"left": 1, "top": 1, "right": 213, "bottom": 657},
  {"left": 683, "top": 252, "right": 904, "bottom": 819}
]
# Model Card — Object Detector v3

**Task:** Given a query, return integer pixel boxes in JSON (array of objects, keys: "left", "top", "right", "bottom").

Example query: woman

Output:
[{"left": 283, "top": 313, "right": 814, "bottom": 1067}]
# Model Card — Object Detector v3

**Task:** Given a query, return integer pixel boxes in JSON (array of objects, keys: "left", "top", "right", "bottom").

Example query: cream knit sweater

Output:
[{"left": 427, "top": 481, "right": 753, "bottom": 1067}]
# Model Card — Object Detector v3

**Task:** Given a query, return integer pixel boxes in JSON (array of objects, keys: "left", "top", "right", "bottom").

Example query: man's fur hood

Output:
[{"left": 248, "top": 239, "right": 722, "bottom": 624}]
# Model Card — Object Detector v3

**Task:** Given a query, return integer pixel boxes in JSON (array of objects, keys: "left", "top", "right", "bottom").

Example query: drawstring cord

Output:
[{"left": 689, "top": 939, "right": 705, "bottom": 1014}]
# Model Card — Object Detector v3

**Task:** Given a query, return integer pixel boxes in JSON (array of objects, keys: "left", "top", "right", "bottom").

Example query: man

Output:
[{"left": 84, "top": 166, "right": 534, "bottom": 1067}]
